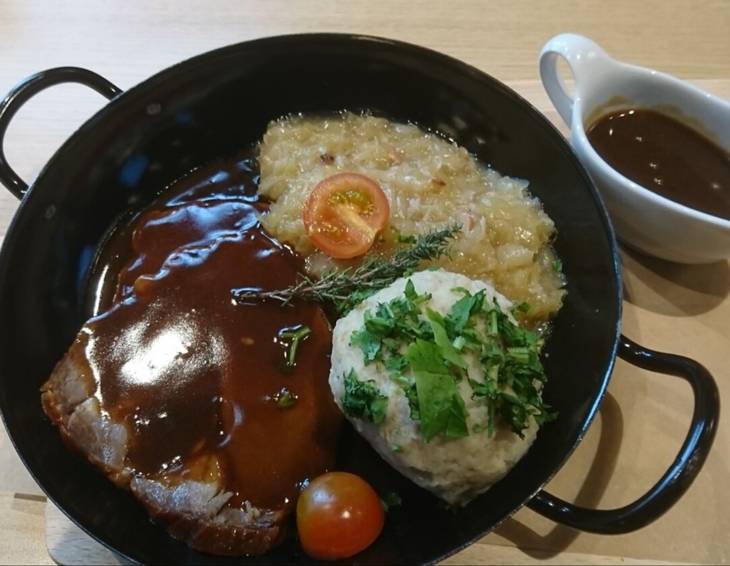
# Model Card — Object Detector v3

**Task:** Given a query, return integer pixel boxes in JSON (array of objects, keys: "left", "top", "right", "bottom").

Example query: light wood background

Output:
[{"left": 0, "top": 1, "right": 728, "bottom": 564}]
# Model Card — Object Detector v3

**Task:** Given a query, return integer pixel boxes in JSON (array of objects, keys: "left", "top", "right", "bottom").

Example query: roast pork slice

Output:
[
  {"left": 41, "top": 338, "right": 96, "bottom": 422},
  {"left": 131, "top": 478, "right": 285, "bottom": 555},
  {"left": 41, "top": 339, "right": 130, "bottom": 485},
  {"left": 40, "top": 334, "right": 286, "bottom": 555}
]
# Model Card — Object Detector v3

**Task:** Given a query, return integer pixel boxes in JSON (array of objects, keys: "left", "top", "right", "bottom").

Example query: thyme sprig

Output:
[{"left": 232, "top": 224, "right": 461, "bottom": 314}]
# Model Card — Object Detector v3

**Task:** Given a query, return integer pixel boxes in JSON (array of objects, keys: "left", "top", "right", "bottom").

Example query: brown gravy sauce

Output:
[
  {"left": 586, "top": 108, "right": 730, "bottom": 221},
  {"left": 86, "top": 155, "right": 342, "bottom": 511}
]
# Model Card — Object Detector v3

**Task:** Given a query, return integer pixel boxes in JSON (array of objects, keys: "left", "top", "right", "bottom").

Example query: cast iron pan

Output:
[{"left": 0, "top": 34, "right": 719, "bottom": 564}]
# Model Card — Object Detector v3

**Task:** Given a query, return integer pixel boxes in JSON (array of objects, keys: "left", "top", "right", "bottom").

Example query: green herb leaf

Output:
[
  {"left": 486, "top": 309, "right": 499, "bottom": 336},
  {"left": 413, "top": 369, "right": 469, "bottom": 441},
  {"left": 394, "top": 229, "right": 417, "bottom": 244},
  {"left": 384, "top": 355, "right": 408, "bottom": 374},
  {"left": 367, "top": 304, "right": 396, "bottom": 334},
  {"left": 512, "top": 302, "right": 531, "bottom": 315},
  {"left": 481, "top": 339, "right": 505, "bottom": 367},
  {"left": 426, "top": 309, "right": 467, "bottom": 370},
  {"left": 274, "top": 387, "right": 298, "bottom": 409},
  {"left": 278, "top": 325, "right": 311, "bottom": 367},
  {"left": 405, "top": 339, "right": 449, "bottom": 375},
  {"left": 496, "top": 308, "right": 537, "bottom": 348},
  {"left": 404, "top": 381, "right": 420, "bottom": 421},
  {"left": 381, "top": 491, "right": 403, "bottom": 510},
  {"left": 404, "top": 279, "right": 418, "bottom": 301},
  {"left": 406, "top": 340, "right": 468, "bottom": 441},
  {"left": 506, "top": 346, "right": 531, "bottom": 364},
  {"left": 350, "top": 327, "right": 382, "bottom": 363},
  {"left": 447, "top": 289, "right": 485, "bottom": 334},
  {"left": 342, "top": 369, "right": 388, "bottom": 425}
]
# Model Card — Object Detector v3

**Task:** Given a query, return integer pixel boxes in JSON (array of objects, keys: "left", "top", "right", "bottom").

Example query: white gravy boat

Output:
[{"left": 540, "top": 33, "right": 730, "bottom": 264}]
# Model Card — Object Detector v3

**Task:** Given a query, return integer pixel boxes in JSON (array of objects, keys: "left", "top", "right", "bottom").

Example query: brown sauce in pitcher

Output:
[
  {"left": 586, "top": 108, "right": 730, "bottom": 220},
  {"left": 85, "top": 154, "right": 342, "bottom": 511}
]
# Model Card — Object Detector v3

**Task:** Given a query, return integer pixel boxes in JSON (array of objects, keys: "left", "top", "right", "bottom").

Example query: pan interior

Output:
[{"left": 0, "top": 34, "right": 620, "bottom": 564}]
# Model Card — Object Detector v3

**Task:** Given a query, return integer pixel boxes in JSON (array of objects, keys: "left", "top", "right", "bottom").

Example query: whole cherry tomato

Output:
[{"left": 296, "top": 471, "right": 385, "bottom": 560}]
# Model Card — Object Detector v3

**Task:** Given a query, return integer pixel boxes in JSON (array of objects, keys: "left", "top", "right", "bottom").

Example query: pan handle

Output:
[
  {"left": 0, "top": 67, "right": 122, "bottom": 199},
  {"left": 526, "top": 335, "right": 719, "bottom": 534}
]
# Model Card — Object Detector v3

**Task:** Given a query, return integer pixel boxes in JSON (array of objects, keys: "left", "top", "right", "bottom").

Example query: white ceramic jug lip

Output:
[{"left": 540, "top": 33, "right": 730, "bottom": 263}]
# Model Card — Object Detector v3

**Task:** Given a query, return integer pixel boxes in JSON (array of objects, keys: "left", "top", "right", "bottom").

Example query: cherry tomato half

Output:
[
  {"left": 302, "top": 173, "right": 390, "bottom": 259},
  {"left": 296, "top": 471, "right": 385, "bottom": 560}
]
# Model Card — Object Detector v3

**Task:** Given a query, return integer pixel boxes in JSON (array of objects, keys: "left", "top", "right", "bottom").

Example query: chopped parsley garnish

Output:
[
  {"left": 342, "top": 369, "right": 388, "bottom": 425},
  {"left": 274, "top": 387, "right": 297, "bottom": 409},
  {"left": 448, "top": 289, "right": 483, "bottom": 334},
  {"left": 426, "top": 309, "right": 467, "bottom": 370},
  {"left": 381, "top": 491, "right": 402, "bottom": 511},
  {"left": 346, "top": 279, "right": 555, "bottom": 440},
  {"left": 350, "top": 320, "right": 383, "bottom": 362},
  {"left": 278, "top": 325, "right": 311, "bottom": 367},
  {"left": 393, "top": 228, "right": 417, "bottom": 244},
  {"left": 512, "top": 302, "right": 531, "bottom": 315},
  {"left": 407, "top": 339, "right": 469, "bottom": 441}
]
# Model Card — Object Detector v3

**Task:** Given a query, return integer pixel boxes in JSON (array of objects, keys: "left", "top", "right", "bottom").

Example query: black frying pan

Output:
[{"left": 0, "top": 34, "right": 719, "bottom": 564}]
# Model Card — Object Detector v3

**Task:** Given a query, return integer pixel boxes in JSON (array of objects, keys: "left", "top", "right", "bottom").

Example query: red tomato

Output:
[
  {"left": 296, "top": 471, "right": 385, "bottom": 560},
  {"left": 302, "top": 173, "right": 390, "bottom": 259}
]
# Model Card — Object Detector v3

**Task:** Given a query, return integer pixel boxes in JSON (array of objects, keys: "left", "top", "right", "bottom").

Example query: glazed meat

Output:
[
  {"left": 42, "top": 346, "right": 129, "bottom": 485},
  {"left": 40, "top": 170, "right": 342, "bottom": 556},
  {"left": 41, "top": 345, "right": 285, "bottom": 555}
]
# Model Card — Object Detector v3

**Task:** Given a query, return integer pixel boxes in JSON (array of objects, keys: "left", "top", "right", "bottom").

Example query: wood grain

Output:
[
  {"left": 0, "top": 1, "right": 728, "bottom": 564},
  {"left": 0, "top": 493, "right": 52, "bottom": 565}
]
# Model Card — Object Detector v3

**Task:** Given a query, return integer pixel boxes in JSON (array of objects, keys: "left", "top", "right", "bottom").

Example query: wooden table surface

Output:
[{"left": 0, "top": 1, "right": 728, "bottom": 564}]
